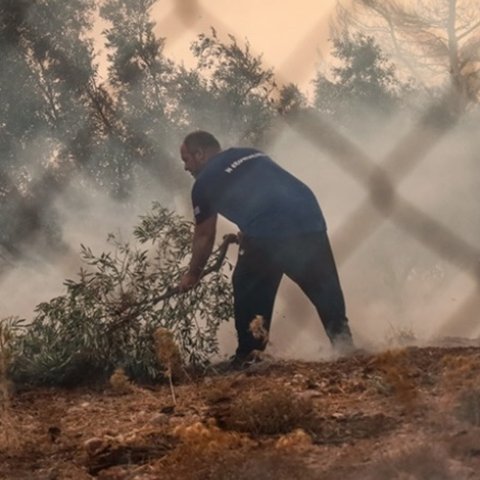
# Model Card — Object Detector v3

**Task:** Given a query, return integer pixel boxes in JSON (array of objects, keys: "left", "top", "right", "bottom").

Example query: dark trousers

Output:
[{"left": 232, "top": 231, "right": 352, "bottom": 356}]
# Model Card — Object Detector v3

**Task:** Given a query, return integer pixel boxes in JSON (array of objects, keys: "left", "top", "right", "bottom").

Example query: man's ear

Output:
[{"left": 194, "top": 148, "right": 206, "bottom": 162}]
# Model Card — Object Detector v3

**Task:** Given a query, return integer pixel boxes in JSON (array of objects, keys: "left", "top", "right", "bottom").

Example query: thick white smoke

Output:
[
  {"left": 256, "top": 110, "right": 480, "bottom": 358},
  {"left": 2, "top": 112, "right": 479, "bottom": 360}
]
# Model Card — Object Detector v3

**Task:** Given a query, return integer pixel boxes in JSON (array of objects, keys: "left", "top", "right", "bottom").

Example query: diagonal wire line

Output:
[
  {"left": 72, "top": 4, "right": 480, "bottom": 339},
  {"left": 282, "top": 98, "right": 480, "bottom": 338},
  {"left": 286, "top": 97, "right": 480, "bottom": 278},
  {"left": 0, "top": 1, "right": 209, "bottom": 272},
  {"left": 0, "top": 5, "right": 188, "bottom": 272},
  {"left": 2, "top": 1, "right": 477, "bottom": 341},
  {"left": 154, "top": 1, "right": 252, "bottom": 54}
]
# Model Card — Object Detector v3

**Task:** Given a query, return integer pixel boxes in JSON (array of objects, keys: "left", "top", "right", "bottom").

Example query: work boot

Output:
[
  {"left": 229, "top": 350, "right": 265, "bottom": 370},
  {"left": 209, "top": 352, "right": 258, "bottom": 374}
]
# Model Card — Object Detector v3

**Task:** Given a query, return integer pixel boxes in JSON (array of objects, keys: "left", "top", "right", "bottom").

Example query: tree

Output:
[
  {"left": 174, "top": 28, "right": 278, "bottom": 145},
  {"left": 0, "top": 0, "right": 98, "bottom": 259},
  {"left": 277, "top": 83, "right": 308, "bottom": 116},
  {"left": 0, "top": 0, "right": 46, "bottom": 175},
  {"left": 0, "top": 0, "right": 183, "bottom": 268},
  {"left": 313, "top": 32, "right": 410, "bottom": 132},
  {"left": 335, "top": 0, "right": 480, "bottom": 113},
  {"left": 100, "top": 0, "right": 184, "bottom": 195}
]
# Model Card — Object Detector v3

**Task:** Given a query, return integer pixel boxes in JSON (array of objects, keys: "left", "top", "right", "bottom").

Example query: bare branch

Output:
[{"left": 457, "top": 18, "right": 480, "bottom": 40}]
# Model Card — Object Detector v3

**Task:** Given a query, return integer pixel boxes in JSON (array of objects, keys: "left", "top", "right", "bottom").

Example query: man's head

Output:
[{"left": 180, "top": 131, "right": 221, "bottom": 178}]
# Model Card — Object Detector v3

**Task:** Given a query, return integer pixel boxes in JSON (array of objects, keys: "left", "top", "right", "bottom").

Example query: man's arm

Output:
[{"left": 178, "top": 214, "right": 217, "bottom": 292}]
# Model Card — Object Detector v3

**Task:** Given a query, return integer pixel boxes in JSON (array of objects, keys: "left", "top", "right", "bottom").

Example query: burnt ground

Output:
[{"left": 2, "top": 345, "right": 480, "bottom": 479}]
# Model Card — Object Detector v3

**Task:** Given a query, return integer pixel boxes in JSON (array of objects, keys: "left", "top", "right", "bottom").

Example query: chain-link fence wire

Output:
[
  {"left": 165, "top": 0, "right": 480, "bottom": 339},
  {"left": 1, "top": 0, "right": 479, "bottom": 340},
  {"left": 164, "top": 0, "right": 480, "bottom": 338}
]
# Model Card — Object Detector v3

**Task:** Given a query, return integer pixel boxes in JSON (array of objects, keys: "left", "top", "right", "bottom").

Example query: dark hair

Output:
[{"left": 183, "top": 131, "right": 221, "bottom": 152}]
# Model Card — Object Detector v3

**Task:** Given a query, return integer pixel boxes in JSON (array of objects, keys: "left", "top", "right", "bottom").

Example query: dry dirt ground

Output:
[{"left": 2, "top": 345, "right": 480, "bottom": 480}]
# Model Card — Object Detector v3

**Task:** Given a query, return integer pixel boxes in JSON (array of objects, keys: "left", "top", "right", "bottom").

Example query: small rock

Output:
[{"left": 84, "top": 437, "right": 105, "bottom": 456}]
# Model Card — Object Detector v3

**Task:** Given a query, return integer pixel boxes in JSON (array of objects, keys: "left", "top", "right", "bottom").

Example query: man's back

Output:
[{"left": 192, "top": 147, "right": 327, "bottom": 237}]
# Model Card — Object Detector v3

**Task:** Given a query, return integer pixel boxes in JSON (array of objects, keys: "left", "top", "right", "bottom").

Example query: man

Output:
[{"left": 178, "top": 130, "right": 354, "bottom": 367}]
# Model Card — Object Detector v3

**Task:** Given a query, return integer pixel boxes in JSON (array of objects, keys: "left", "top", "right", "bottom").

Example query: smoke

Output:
[
  {"left": 2, "top": 96, "right": 479, "bottom": 362},
  {"left": 0, "top": 152, "right": 191, "bottom": 317},
  {"left": 2, "top": 2, "right": 479, "bottom": 365},
  {"left": 2, "top": 107, "right": 479, "bottom": 361},
  {"left": 258, "top": 107, "right": 480, "bottom": 357}
]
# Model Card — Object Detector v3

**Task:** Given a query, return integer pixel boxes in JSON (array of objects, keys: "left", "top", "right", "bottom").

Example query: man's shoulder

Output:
[
  {"left": 225, "top": 146, "right": 262, "bottom": 155},
  {"left": 200, "top": 147, "right": 265, "bottom": 176},
  {"left": 216, "top": 147, "right": 264, "bottom": 162}
]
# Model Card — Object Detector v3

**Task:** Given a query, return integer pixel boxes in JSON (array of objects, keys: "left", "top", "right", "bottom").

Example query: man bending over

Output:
[{"left": 178, "top": 131, "right": 354, "bottom": 367}]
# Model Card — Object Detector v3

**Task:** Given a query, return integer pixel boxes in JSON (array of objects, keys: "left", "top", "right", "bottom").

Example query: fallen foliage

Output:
[{"left": 7, "top": 204, "right": 235, "bottom": 386}]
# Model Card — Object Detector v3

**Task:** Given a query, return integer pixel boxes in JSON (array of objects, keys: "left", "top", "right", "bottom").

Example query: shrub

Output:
[
  {"left": 8, "top": 203, "right": 234, "bottom": 386},
  {"left": 214, "top": 385, "right": 314, "bottom": 435}
]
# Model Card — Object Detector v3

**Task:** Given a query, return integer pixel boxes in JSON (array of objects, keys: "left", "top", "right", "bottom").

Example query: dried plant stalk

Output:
[
  {"left": 154, "top": 328, "right": 183, "bottom": 405},
  {"left": 249, "top": 315, "right": 269, "bottom": 347}
]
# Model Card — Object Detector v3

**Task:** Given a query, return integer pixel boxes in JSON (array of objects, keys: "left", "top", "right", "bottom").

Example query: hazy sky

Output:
[{"left": 149, "top": 0, "right": 339, "bottom": 91}]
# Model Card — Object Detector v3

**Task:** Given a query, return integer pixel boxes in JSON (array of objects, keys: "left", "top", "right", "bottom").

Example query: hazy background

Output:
[{"left": 1, "top": 0, "right": 479, "bottom": 360}]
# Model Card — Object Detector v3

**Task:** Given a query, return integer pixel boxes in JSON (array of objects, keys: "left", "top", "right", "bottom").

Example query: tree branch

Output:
[
  {"left": 105, "top": 233, "right": 238, "bottom": 333},
  {"left": 457, "top": 19, "right": 480, "bottom": 41}
]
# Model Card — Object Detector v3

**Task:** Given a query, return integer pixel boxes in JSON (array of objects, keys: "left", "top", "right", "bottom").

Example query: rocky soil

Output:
[{"left": 2, "top": 345, "right": 480, "bottom": 479}]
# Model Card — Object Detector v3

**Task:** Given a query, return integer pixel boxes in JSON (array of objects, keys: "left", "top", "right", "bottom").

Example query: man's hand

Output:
[
  {"left": 178, "top": 271, "right": 201, "bottom": 292},
  {"left": 178, "top": 216, "right": 217, "bottom": 293}
]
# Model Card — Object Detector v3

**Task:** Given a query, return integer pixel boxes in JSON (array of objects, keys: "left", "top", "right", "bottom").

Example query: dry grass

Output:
[
  {"left": 155, "top": 420, "right": 250, "bottom": 478},
  {"left": 84, "top": 426, "right": 177, "bottom": 476},
  {"left": 441, "top": 354, "right": 480, "bottom": 390},
  {"left": 213, "top": 385, "right": 314, "bottom": 435},
  {"left": 3, "top": 346, "right": 480, "bottom": 479},
  {"left": 0, "top": 318, "right": 21, "bottom": 452},
  {"left": 154, "top": 327, "right": 183, "bottom": 404},
  {"left": 202, "top": 376, "right": 241, "bottom": 405},
  {"left": 173, "top": 419, "right": 251, "bottom": 454},
  {"left": 156, "top": 420, "right": 315, "bottom": 480},
  {"left": 370, "top": 349, "right": 418, "bottom": 406},
  {"left": 345, "top": 444, "right": 462, "bottom": 480},
  {"left": 275, "top": 428, "right": 312, "bottom": 450},
  {"left": 454, "top": 389, "right": 480, "bottom": 426}
]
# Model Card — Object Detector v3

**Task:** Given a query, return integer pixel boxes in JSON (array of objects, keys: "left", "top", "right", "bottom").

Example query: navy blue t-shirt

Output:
[{"left": 191, "top": 147, "right": 326, "bottom": 237}]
